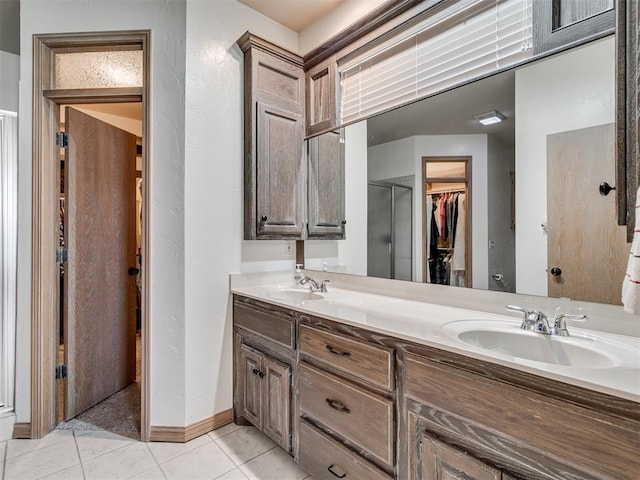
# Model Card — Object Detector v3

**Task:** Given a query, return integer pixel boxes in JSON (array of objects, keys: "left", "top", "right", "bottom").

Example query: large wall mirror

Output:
[{"left": 305, "top": 34, "right": 627, "bottom": 305}]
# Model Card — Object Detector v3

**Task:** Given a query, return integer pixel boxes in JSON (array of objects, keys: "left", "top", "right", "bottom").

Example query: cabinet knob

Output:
[
  {"left": 261, "top": 215, "right": 268, "bottom": 222},
  {"left": 341, "top": 220, "right": 347, "bottom": 225},
  {"left": 550, "top": 267, "right": 562, "bottom": 276}
]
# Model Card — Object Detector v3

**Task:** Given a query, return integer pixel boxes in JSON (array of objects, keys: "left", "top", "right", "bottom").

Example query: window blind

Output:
[{"left": 340, "top": 0, "right": 532, "bottom": 123}]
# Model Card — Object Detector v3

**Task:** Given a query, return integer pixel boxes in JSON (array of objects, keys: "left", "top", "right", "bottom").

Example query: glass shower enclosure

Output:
[{"left": 367, "top": 181, "right": 413, "bottom": 281}]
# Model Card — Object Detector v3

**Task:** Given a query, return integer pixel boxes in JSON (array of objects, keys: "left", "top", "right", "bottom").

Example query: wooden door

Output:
[
  {"left": 63, "top": 107, "right": 137, "bottom": 419},
  {"left": 307, "top": 130, "right": 345, "bottom": 238},
  {"left": 421, "top": 434, "right": 501, "bottom": 480},
  {"left": 547, "top": 124, "right": 628, "bottom": 304},
  {"left": 239, "top": 344, "right": 262, "bottom": 427},
  {"left": 262, "top": 356, "right": 291, "bottom": 451}
]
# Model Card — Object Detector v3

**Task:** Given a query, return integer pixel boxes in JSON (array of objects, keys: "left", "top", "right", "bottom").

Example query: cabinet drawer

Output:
[
  {"left": 404, "top": 352, "right": 640, "bottom": 480},
  {"left": 234, "top": 297, "right": 295, "bottom": 349},
  {"left": 299, "top": 362, "right": 394, "bottom": 467},
  {"left": 298, "top": 421, "right": 392, "bottom": 480},
  {"left": 299, "top": 324, "right": 393, "bottom": 389}
]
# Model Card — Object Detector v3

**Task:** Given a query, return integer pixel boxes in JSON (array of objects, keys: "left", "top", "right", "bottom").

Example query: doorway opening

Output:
[
  {"left": 56, "top": 103, "right": 143, "bottom": 438},
  {"left": 423, "top": 156, "right": 472, "bottom": 287},
  {"left": 29, "top": 31, "right": 150, "bottom": 441}
]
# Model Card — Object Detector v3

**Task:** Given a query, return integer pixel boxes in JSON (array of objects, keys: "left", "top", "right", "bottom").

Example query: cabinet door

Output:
[
  {"left": 261, "top": 356, "right": 291, "bottom": 451},
  {"left": 306, "top": 58, "right": 337, "bottom": 136},
  {"left": 421, "top": 434, "right": 501, "bottom": 480},
  {"left": 239, "top": 344, "right": 263, "bottom": 427},
  {"left": 533, "top": 0, "right": 615, "bottom": 54},
  {"left": 307, "top": 130, "right": 345, "bottom": 238},
  {"left": 256, "top": 102, "right": 305, "bottom": 238}
]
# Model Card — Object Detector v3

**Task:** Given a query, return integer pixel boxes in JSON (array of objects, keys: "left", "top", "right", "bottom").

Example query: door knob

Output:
[
  {"left": 128, "top": 267, "right": 140, "bottom": 276},
  {"left": 599, "top": 182, "right": 615, "bottom": 196},
  {"left": 550, "top": 267, "right": 562, "bottom": 276}
]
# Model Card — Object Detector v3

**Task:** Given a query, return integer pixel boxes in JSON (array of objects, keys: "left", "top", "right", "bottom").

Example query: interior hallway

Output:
[{"left": 0, "top": 423, "right": 311, "bottom": 479}]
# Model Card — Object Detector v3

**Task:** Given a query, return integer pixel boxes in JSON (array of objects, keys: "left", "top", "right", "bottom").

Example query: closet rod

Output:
[{"left": 427, "top": 188, "right": 466, "bottom": 195}]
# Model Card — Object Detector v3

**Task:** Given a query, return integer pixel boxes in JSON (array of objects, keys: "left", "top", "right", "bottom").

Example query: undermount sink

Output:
[
  {"left": 443, "top": 320, "right": 634, "bottom": 368},
  {"left": 265, "top": 288, "right": 324, "bottom": 303}
]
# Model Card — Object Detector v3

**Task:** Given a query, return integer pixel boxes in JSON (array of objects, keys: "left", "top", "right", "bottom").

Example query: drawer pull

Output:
[
  {"left": 325, "top": 398, "right": 351, "bottom": 414},
  {"left": 252, "top": 368, "right": 265, "bottom": 378},
  {"left": 327, "top": 464, "right": 347, "bottom": 478},
  {"left": 326, "top": 344, "right": 351, "bottom": 357}
]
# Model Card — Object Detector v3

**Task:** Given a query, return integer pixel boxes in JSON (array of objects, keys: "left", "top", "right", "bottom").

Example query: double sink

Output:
[{"left": 264, "top": 285, "right": 639, "bottom": 372}]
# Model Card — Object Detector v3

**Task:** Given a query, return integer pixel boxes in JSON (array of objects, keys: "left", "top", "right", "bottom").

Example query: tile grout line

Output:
[
  {"left": 2, "top": 439, "right": 7, "bottom": 480},
  {"left": 72, "top": 430, "right": 88, "bottom": 480},
  {"left": 144, "top": 442, "right": 169, "bottom": 480},
  {"left": 211, "top": 432, "right": 278, "bottom": 468}
]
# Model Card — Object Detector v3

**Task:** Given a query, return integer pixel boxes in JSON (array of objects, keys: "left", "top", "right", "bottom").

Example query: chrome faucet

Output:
[
  {"left": 506, "top": 305, "right": 587, "bottom": 336},
  {"left": 299, "top": 275, "right": 331, "bottom": 293}
]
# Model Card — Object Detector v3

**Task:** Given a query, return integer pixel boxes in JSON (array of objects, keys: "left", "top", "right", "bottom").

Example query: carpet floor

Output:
[{"left": 56, "top": 332, "right": 141, "bottom": 439}]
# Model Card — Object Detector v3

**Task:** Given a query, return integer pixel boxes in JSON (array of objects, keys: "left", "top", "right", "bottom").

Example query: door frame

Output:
[
  {"left": 30, "top": 31, "right": 151, "bottom": 440},
  {"left": 422, "top": 156, "right": 472, "bottom": 287}
]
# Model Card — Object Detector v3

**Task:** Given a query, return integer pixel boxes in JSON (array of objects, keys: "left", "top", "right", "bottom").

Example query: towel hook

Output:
[{"left": 599, "top": 182, "right": 615, "bottom": 196}]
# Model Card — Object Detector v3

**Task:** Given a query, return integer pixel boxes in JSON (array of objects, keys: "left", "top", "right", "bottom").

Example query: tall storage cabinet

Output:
[{"left": 238, "top": 33, "right": 306, "bottom": 239}]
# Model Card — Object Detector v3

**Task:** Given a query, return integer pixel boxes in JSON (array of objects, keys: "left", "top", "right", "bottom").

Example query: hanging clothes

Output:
[
  {"left": 451, "top": 192, "right": 466, "bottom": 273},
  {"left": 427, "top": 197, "right": 441, "bottom": 283}
]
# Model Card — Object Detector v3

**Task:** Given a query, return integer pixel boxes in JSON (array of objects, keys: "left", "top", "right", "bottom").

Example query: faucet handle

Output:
[
  {"left": 553, "top": 313, "right": 587, "bottom": 336},
  {"left": 505, "top": 305, "right": 529, "bottom": 316},
  {"left": 506, "top": 305, "right": 549, "bottom": 332},
  {"left": 320, "top": 280, "right": 331, "bottom": 293}
]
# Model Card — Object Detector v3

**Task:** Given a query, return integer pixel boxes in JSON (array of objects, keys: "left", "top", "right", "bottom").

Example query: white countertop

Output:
[{"left": 231, "top": 281, "right": 640, "bottom": 403}]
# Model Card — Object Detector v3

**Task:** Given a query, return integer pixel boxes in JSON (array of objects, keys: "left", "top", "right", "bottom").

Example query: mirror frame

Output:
[{"left": 304, "top": 0, "right": 639, "bottom": 240}]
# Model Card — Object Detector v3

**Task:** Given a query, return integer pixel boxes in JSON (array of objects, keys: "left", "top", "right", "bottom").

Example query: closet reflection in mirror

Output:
[{"left": 305, "top": 36, "right": 627, "bottom": 305}]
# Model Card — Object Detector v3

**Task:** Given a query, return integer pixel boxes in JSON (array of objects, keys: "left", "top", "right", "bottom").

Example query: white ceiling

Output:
[
  {"left": 237, "top": 0, "right": 345, "bottom": 31},
  {"left": 367, "top": 69, "right": 516, "bottom": 147}
]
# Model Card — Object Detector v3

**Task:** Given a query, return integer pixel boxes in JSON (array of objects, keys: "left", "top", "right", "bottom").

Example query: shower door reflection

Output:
[{"left": 367, "top": 181, "right": 413, "bottom": 281}]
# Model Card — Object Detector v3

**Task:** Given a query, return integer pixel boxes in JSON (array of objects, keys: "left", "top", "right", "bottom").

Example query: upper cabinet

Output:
[
  {"left": 307, "top": 130, "right": 345, "bottom": 238},
  {"left": 305, "top": 56, "right": 339, "bottom": 136},
  {"left": 533, "top": 0, "right": 616, "bottom": 54},
  {"left": 239, "top": 33, "right": 345, "bottom": 241},
  {"left": 239, "top": 33, "right": 306, "bottom": 240}
]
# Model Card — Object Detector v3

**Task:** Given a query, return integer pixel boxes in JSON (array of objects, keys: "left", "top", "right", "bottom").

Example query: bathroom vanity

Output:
[{"left": 232, "top": 278, "right": 640, "bottom": 480}]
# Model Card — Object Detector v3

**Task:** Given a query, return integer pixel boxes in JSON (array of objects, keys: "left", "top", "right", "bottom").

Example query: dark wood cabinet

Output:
[
  {"left": 403, "top": 350, "right": 640, "bottom": 480},
  {"left": 233, "top": 294, "right": 640, "bottom": 480},
  {"left": 238, "top": 343, "right": 291, "bottom": 450},
  {"left": 256, "top": 102, "right": 305, "bottom": 238},
  {"left": 233, "top": 295, "right": 295, "bottom": 452},
  {"left": 533, "top": 0, "right": 615, "bottom": 54},
  {"left": 305, "top": 57, "right": 338, "bottom": 136},
  {"left": 298, "top": 323, "right": 395, "bottom": 477},
  {"left": 421, "top": 434, "right": 501, "bottom": 480},
  {"left": 307, "top": 130, "right": 345, "bottom": 239},
  {"left": 238, "top": 33, "right": 306, "bottom": 240}
]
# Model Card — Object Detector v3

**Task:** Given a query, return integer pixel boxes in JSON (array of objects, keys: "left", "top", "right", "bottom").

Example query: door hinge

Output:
[
  {"left": 56, "top": 247, "right": 68, "bottom": 264},
  {"left": 55, "top": 364, "right": 67, "bottom": 379},
  {"left": 56, "top": 132, "right": 68, "bottom": 148}
]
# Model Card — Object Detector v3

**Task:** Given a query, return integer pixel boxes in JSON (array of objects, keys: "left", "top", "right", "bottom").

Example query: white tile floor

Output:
[{"left": 1, "top": 423, "right": 312, "bottom": 480}]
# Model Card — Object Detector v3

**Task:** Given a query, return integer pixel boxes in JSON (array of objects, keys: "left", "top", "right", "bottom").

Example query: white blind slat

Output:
[{"left": 340, "top": 0, "right": 533, "bottom": 123}]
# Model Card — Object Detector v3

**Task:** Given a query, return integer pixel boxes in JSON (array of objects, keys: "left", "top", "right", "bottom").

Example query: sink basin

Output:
[
  {"left": 457, "top": 329, "right": 615, "bottom": 367},
  {"left": 265, "top": 288, "right": 324, "bottom": 303},
  {"left": 443, "top": 320, "right": 633, "bottom": 368}
]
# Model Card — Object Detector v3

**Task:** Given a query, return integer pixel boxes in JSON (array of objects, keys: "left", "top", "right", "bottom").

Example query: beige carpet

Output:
[{"left": 57, "top": 333, "right": 141, "bottom": 439}]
